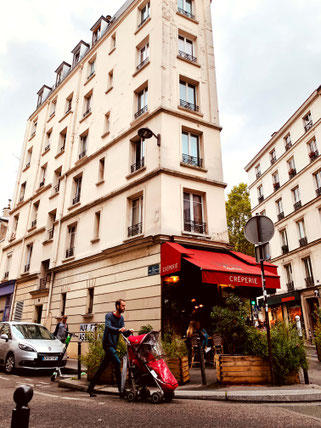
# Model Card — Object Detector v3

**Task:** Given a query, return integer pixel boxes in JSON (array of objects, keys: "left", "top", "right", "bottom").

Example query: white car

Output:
[{"left": 0, "top": 322, "right": 67, "bottom": 373}]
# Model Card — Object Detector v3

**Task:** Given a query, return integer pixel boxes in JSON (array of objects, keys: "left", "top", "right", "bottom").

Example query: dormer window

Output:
[
  {"left": 71, "top": 41, "right": 90, "bottom": 67},
  {"left": 36, "top": 85, "right": 51, "bottom": 108},
  {"left": 91, "top": 15, "right": 109, "bottom": 45},
  {"left": 55, "top": 62, "right": 71, "bottom": 87},
  {"left": 93, "top": 27, "right": 101, "bottom": 45}
]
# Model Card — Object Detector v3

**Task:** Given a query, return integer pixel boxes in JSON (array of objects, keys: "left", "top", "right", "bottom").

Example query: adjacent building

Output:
[
  {"left": 0, "top": 203, "right": 14, "bottom": 321},
  {"left": 245, "top": 85, "right": 321, "bottom": 338}
]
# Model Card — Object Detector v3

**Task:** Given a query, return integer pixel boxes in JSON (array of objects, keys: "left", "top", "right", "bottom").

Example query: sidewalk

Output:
[{"left": 60, "top": 352, "right": 321, "bottom": 403}]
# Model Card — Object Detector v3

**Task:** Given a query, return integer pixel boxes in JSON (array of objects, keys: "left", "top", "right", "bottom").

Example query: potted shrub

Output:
[
  {"left": 314, "top": 308, "right": 321, "bottom": 362},
  {"left": 162, "top": 333, "right": 190, "bottom": 385}
]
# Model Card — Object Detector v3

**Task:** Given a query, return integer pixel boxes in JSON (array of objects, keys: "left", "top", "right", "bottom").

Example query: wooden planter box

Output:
[
  {"left": 215, "top": 354, "right": 300, "bottom": 385},
  {"left": 167, "top": 356, "right": 190, "bottom": 385}
]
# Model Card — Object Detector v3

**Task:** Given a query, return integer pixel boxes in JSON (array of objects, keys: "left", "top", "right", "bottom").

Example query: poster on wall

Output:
[{"left": 79, "top": 323, "right": 96, "bottom": 341}]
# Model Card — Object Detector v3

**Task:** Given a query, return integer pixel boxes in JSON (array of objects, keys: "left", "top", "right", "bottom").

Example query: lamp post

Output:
[{"left": 138, "top": 127, "right": 161, "bottom": 146}]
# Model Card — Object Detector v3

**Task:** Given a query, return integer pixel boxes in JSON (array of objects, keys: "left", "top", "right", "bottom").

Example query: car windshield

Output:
[{"left": 12, "top": 324, "right": 55, "bottom": 340}]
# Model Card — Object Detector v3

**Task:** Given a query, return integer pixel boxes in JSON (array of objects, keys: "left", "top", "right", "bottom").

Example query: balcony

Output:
[
  {"left": 72, "top": 194, "right": 80, "bottom": 205},
  {"left": 180, "top": 99, "right": 199, "bottom": 112},
  {"left": 48, "top": 228, "right": 54, "bottom": 240},
  {"left": 277, "top": 212, "right": 284, "bottom": 221},
  {"left": 24, "top": 264, "right": 30, "bottom": 273},
  {"left": 273, "top": 182, "right": 280, "bottom": 191},
  {"left": 128, "top": 222, "right": 143, "bottom": 237},
  {"left": 293, "top": 200, "right": 302, "bottom": 211},
  {"left": 54, "top": 183, "right": 60, "bottom": 193},
  {"left": 285, "top": 142, "right": 292, "bottom": 151},
  {"left": 177, "top": 7, "right": 195, "bottom": 20},
  {"left": 258, "top": 195, "right": 264, "bottom": 204},
  {"left": 305, "top": 276, "right": 314, "bottom": 288},
  {"left": 19, "top": 196, "right": 24, "bottom": 203},
  {"left": 130, "top": 158, "right": 145, "bottom": 174},
  {"left": 182, "top": 154, "right": 203, "bottom": 168},
  {"left": 299, "top": 237, "right": 308, "bottom": 247},
  {"left": 288, "top": 168, "right": 296, "bottom": 179},
  {"left": 136, "top": 57, "right": 149, "bottom": 71},
  {"left": 134, "top": 105, "right": 148, "bottom": 119},
  {"left": 79, "top": 151, "right": 86, "bottom": 160},
  {"left": 65, "top": 247, "right": 74, "bottom": 258},
  {"left": 270, "top": 157, "right": 276, "bottom": 165},
  {"left": 309, "top": 149, "right": 319, "bottom": 162},
  {"left": 256, "top": 171, "right": 261, "bottom": 179},
  {"left": 31, "top": 219, "right": 37, "bottom": 228},
  {"left": 178, "top": 50, "right": 197, "bottom": 63},
  {"left": 25, "top": 162, "right": 30, "bottom": 169},
  {"left": 286, "top": 281, "right": 294, "bottom": 292},
  {"left": 44, "top": 144, "right": 50, "bottom": 152},
  {"left": 184, "top": 220, "right": 207, "bottom": 234},
  {"left": 39, "top": 179, "right": 45, "bottom": 187},
  {"left": 60, "top": 145, "right": 65, "bottom": 152},
  {"left": 39, "top": 278, "right": 48, "bottom": 290},
  {"left": 83, "top": 107, "right": 91, "bottom": 117},
  {"left": 281, "top": 244, "right": 289, "bottom": 255},
  {"left": 4, "top": 272, "right": 9, "bottom": 279},
  {"left": 316, "top": 187, "right": 321, "bottom": 197},
  {"left": 304, "top": 120, "right": 313, "bottom": 132}
]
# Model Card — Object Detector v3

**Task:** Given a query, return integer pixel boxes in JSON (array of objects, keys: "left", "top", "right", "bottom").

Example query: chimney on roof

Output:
[{"left": 106, "top": 15, "right": 112, "bottom": 22}]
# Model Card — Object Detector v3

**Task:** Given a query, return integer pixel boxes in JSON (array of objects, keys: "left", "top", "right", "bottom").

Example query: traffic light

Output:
[{"left": 251, "top": 299, "right": 256, "bottom": 306}]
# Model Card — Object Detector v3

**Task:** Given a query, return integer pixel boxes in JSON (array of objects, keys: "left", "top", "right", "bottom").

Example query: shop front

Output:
[
  {"left": 160, "top": 242, "right": 280, "bottom": 336},
  {"left": 0, "top": 280, "right": 15, "bottom": 321},
  {"left": 266, "top": 291, "right": 303, "bottom": 327}
]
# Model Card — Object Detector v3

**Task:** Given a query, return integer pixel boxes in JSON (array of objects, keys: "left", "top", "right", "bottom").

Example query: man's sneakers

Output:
[{"left": 87, "top": 385, "right": 97, "bottom": 397}]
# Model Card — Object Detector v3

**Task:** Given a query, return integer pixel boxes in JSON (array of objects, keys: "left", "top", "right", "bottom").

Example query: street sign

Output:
[{"left": 244, "top": 215, "right": 274, "bottom": 245}]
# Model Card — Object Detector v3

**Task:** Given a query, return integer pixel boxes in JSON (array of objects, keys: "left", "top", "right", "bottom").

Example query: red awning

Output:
[{"left": 161, "top": 242, "right": 280, "bottom": 289}]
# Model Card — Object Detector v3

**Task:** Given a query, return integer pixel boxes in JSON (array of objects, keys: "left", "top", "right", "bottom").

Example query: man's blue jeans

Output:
[{"left": 89, "top": 346, "right": 121, "bottom": 392}]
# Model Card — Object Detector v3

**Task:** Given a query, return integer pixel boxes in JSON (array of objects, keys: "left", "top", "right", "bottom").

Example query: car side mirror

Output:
[{"left": 0, "top": 334, "right": 9, "bottom": 342}]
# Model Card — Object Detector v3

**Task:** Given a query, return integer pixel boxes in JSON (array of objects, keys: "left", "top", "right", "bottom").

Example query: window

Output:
[
  {"left": 303, "top": 257, "right": 314, "bottom": 287},
  {"left": 40, "top": 164, "right": 46, "bottom": 187},
  {"left": 61, "top": 293, "right": 67, "bottom": 316},
  {"left": 79, "top": 134, "right": 87, "bottom": 159},
  {"left": 137, "top": 43, "right": 149, "bottom": 70},
  {"left": 272, "top": 171, "right": 280, "bottom": 190},
  {"left": 87, "top": 288, "right": 94, "bottom": 314},
  {"left": 297, "top": 219, "right": 307, "bottom": 247},
  {"left": 128, "top": 196, "right": 143, "bottom": 237},
  {"left": 25, "top": 147, "right": 32, "bottom": 168},
  {"left": 180, "top": 80, "right": 198, "bottom": 111},
  {"left": 83, "top": 92, "right": 92, "bottom": 117},
  {"left": 65, "top": 94, "right": 73, "bottom": 114},
  {"left": 19, "top": 182, "right": 26, "bottom": 202},
  {"left": 107, "top": 70, "right": 113, "bottom": 91},
  {"left": 269, "top": 148, "right": 276, "bottom": 165},
  {"left": 255, "top": 164, "right": 261, "bottom": 179},
  {"left": 276, "top": 198, "right": 284, "bottom": 220},
  {"left": 314, "top": 170, "right": 321, "bottom": 195},
  {"left": 139, "top": 2, "right": 150, "bottom": 26},
  {"left": 25, "top": 243, "right": 33, "bottom": 272},
  {"left": 178, "top": 35, "right": 196, "bottom": 62},
  {"left": 47, "top": 210, "right": 56, "bottom": 240},
  {"left": 308, "top": 138, "right": 319, "bottom": 161},
  {"left": 49, "top": 99, "right": 57, "bottom": 117},
  {"left": 257, "top": 185, "right": 264, "bottom": 203},
  {"left": 303, "top": 112, "right": 313, "bottom": 132},
  {"left": 135, "top": 86, "right": 148, "bottom": 118},
  {"left": 284, "top": 264, "right": 294, "bottom": 291},
  {"left": 53, "top": 167, "right": 62, "bottom": 193},
  {"left": 4, "top": 254, "right": 12, "bottom": 279},
  {"left": 104, "top": 112, "right": 110, "bottom": 134},
  {"left": 292, "top": 186, "right": 301, "bottom": 210},
  {"left": 110, "top": 33, "right": 116, "bottom": 51},
  {"left": 98, "top": 158, "right": 105, "bottom": 182},
  {"left": 11, "top": 214, "right": 19, "bottom": 240},
  {"left": 131, "top": 138, "right": 145, "bottom": 173},
  {"left": 73, "top": 176, "right": 82, "bottom": 205},
  {"left": 287, "top": 157, "right": 296, "bottom": 177},
  {"left": 30, "top": 120, "right": 37, "bottom": 138},
  {"left": 66, "top": 224, "right": 76, "bottom": 258},
  {"left": 31, "top": 201, "right": 39, "bottom": 228},
  {"left": 59, "top": 128, "right": 67, "bottom": 152},
  {"left": 178, "top": 0, "right": 194, "bottom": 20},
  {"left": 280, "top": 229, "right": 288, "bottom": 254},
  {"left": 182, "top": 131, "right": 202, "bottom": 167},
  {"left": 183, "top": 191, "right": 206, "bottom": 234},
  {"left": 284, "top": 134, "right": 292, "bottom": 151},
  {"left": 44, "top": 130, "right": 51, "bottom": 152},
  {"left": 88, "top": 57, "right": 96, "bottom": 79},
  {"left": 93, "top": 211, "right": 101, "bottom": 240}
]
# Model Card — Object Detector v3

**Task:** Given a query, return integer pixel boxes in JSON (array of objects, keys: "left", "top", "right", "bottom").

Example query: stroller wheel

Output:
[
  {"left": 127, "top": 391, "right": 137, "bottom": 402},
  {"left": 164, "top": 391, "right": 174, "bottom": 403},
  {"left": 139, "top": 387, "right": 150, "bottom": 401},
  {"left": 151, "top": 392, "right": 163, "bottom": 404},
  {"left": 51, "top": 372, "right": 57, "bottom": 382}
]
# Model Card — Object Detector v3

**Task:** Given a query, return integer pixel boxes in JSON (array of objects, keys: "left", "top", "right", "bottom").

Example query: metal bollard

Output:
[
  {"left": 78, "top": 340, "right": 81, "bottom": 380},
  {"left": 11, "top": 385, "right": 33, "bottom": 428}
]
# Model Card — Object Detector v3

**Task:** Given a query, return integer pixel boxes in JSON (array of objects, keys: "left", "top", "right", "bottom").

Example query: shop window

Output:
[{"left": 183, "top": 191, "right": 206, "bottom": 234}]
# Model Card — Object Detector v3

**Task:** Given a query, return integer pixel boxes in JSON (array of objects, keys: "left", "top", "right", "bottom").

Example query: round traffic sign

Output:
[{"left": 244, "top": 215, "right": 275, "bottom": 245}]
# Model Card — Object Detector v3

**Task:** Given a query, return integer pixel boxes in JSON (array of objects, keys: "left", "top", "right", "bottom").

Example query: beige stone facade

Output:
[
  {"left": 0, "top": 0, "right": 228, "bottom": 353},
  {"left": 245, "top": 86, "right": 321, "bottom": 337}
]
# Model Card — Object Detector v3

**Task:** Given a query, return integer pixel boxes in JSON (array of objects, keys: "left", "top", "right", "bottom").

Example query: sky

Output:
[{"left": 1, "top": 0, "right": 321, "bottom": 213}]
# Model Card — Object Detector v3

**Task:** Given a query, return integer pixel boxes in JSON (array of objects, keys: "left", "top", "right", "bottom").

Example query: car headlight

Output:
[{"left": 18, "top": 343, "right": 37, "bottom": 352}]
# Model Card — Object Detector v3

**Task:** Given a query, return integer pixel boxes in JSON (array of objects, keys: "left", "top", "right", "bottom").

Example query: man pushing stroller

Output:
[{"left": 87, "top": 299, "right": 133, "bottom": 397}]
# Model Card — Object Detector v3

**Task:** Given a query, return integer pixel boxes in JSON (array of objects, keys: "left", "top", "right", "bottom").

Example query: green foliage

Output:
[
  {"left": 161, "top": 333, "right": 188, "bottom": 358},
  {"left": 313, "top": 308, "right": 321, "bottom": 349},
  {"left": 138, "top": 324, "right": 154, "bottom": 335},
  {"left": 243, "top": 326, "right": 268, "bottom": 357},
  {"left": 210, "top": 295, "right": 248, "bottom": 354},
  {"left": 226, "top": 182, "right": 254, "bottom": 256}
]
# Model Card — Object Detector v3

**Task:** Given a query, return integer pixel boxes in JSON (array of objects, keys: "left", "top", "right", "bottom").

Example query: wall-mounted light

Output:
[
  {"left": 138, "top": 127, "right": 161, "bottom": 146},
  {"left": 164, "top": 275, "right": 180, "bottom": 284}
]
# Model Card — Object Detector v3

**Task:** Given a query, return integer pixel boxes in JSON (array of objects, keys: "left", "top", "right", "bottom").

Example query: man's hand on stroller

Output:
[{"left": 119, "top": 327, "right": 126, "bottom": 333}]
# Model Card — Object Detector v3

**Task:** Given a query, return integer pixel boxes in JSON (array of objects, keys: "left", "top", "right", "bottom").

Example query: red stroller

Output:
[{"left": 121, "top": 331, "right": 178, "bottom": 404}]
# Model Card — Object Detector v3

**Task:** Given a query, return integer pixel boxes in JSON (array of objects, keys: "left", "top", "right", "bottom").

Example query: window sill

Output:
[
  {"left": 28, "top": 133, "right": 36, "bottom": 142},
  {"left": 20, "top": 271, "right": 30, "bottom": 277},
  {"left": 134, "top": 16, "right": 151, "bottom": 35},
  {"left": 79, "top": 111, "right": 92, "bottom": 123},
  {"left": 22, "top": 164, "right": 30, "bottom": 173},
  {"left": 95, "top": 180, "right": 105, "bottom": 187},
  {"left": 55, "top": 149, "right": 65, "bottom": 159},
  {"left": 126, "top": 166, "right": 146, "bottom": 180},
  {"left": 90, "top": 237, "right": 100, "bottom": 244},
  {"left": 109, "top": 47, "right": 116, "bottom": 56},
  {"left": 130, "top": 109, "right": 149, "bottom": 126},
  {"left": 105, "top": 86, "right": 113, "bottom": 94},
  {"left": 177, "top": 105, "right": 204, "bottom": 117},
  {"left": 68, "top": 201, "right": 81, "bottom": 211},
  {"left": 132, "top": 60, "right": 150, "bottom": 77},
  {"left": 49, "top": 191, "right": 59, "bottom": 200},
  {"left": 182, "top": 231, "right": 210, "bottom": 239},
  {"left": 177, "top": 55, "right": 201, "bottom": 68},
  {"left": 176, "top": 10, "right": 199, "bottom": 24},
  {"left": 101, "top": 130, "right": 110, "bottom": 139},
  {"left": 42, "top": 147, "right": 50, "bottom": 156},
  {"left": 27, "top": 226, "right": 37, "bottom": 232},
  {"left": 47, "top": 113, "right": 56, "bottom": 123},
  {"left": 180, "top": 162, "right": 207, "bottom": 172},
  {"left": 123, "top": 233, "right": 144, "bottom": 243},
  {"left": 82, "top": 313, "right": 94, "bottom": 318},
  {"left": 59, "top": 109, "right": 73, "bottom": 123},
  {"left": 84, "top": 73, "right": 96, "bottom": 86},
  {"left": 75, "top": 155, "right": 88, "bottom": 165},
  {"left": 62, "top": 256, "right": 75, "bottom": 263},
  {"left": 42, "top": 238, "right": 54, "bottom": 246}
]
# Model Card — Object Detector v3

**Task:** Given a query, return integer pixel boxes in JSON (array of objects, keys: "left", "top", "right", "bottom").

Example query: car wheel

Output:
[{"left": 5, "top": 353, "right": 15, "bottom": 374}]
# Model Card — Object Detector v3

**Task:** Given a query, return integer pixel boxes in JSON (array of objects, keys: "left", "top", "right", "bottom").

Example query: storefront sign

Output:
[
  {"left": 282, "top": 296, "right": 295, "bottom": 302},
  {"left": 228, "top": 275, "right": 259, "bottom": 285},
  {"left": 148, "top": 264, "right": 160, "bottom": 276},
  {"left": 79, "top": 323, "right": 96, "bottom": 341}
]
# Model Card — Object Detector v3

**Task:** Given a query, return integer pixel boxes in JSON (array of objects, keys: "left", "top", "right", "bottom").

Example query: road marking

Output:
[
  {"left": 16, "top": 382, "right": 34, "bottom": 387},
  {"left": 38, "top": 381, "right": 50, "bottom": 385},
  {"left": 0, "top": 376, "right": 9, "bottom": 381},
  {"left": 24, "top": 378, "right": 33, "bottom": 381},
  {"left": 34, "top": 391, "right": 90, "bottom": 402}
]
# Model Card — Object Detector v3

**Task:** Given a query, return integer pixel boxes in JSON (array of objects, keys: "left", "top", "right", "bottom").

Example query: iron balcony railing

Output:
[
  {"left": 293, "top": 200, "right": 302, "bottom": 211},
  {"left": 299, "top": 237, "right": 308, "bottom": 247},
  {"left": 44, "top": 144, "right": 50, "bottom": 152},
  {"left": 131, "top": 157, "right": 145, "bottom": 173},
  {"left": 184, "top": 220, "right": 207, "bottom": 234},
  {"left": 79, "top": 150, "right": 86, "bottom": 160},
  {"left": 136, "top": 57, "right": 149, "bottom": 70},
  {"left": 288, "top": 168, "right": 296, "bottom": 179},
  {"left": 31, "top": 219, "right": 37, "bottom": 228},
  {"left": 177, "top": 7, "right": 195, "bottom": 20},
  {"left": 286, "top": 281, "right": 294, "bottom": 292},
  {"left": 83, "top": 107, "right": 91, "bottom": 117},
  {"left": 73, "top": 194, "right": 80, "bottom": 205},
  {"left": 134, "top": 105, "right": 148, "bottom": 119},
  {"left": 256, "top": 171, "right": 261, "bottom": 179},
  {"left": 87, "top": 70, "right": 95, "bottom": 80},
  {"left": 316, "top": 187, "right": 321, "bottom": 197},
  {"left": 128, "top": 222, "right": 143, "bottom": 237},
  {"left": 182, "top": 154, "right": 203, "bottom": 168},
  {"left": 48, "top": 228, "right": 54, "bottom": 240},
  {"left": 277, "top": 212, "right": 284, "bottom": 221},
  {"left": 285, "top": 142, "right": 292, "bottom": 151},
  {"left": 270, "top": 157, "right": 276, "bottom": 165},
  {"left": 60, "top": 144, "right": 65, "bottom": 152},
  {"left": 54, "top": 183, "right": 60, "bottom": 193},
  {"left": 304, "top": 120, "right": 313, "bottom": 132},
  {"left": 309, "top": 149, "right": 319, "bottom": 162},
  {"left": 178, "top": 50, "right": 197, "bottom": 63},
  {"left": 66, "top": 247, "right": 74, "bottom": 258},
  {"left": 65, "top": 106, "right": 72, "bottom": 115},
  {"left": 24, "top": 264, "right": 30, "bottom": 273},
  {"left": 305, "top": 276, "right": 314, "bottom": 288},
  {"left": 180, "top": 99, "right": 199, "bottom": 112},
  {"left": 258, "top": 195, "right": 264, "bottom": 204},
  {"left": 25, "top": 162, "right": 30, "bottom": 169},
  {"left": 281, "top": 244, "right": 289, "bottom": 255},
  {"left": 39, "top": 179, "right": 45, "bottom": 187},
  {"left": 273, "top": 182, "right": 280, "bottom": 191}
]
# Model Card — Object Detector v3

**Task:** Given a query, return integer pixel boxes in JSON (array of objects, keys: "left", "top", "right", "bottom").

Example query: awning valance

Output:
[{"left": 161, "top": 243, "right": 280, "bottom": 289}]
